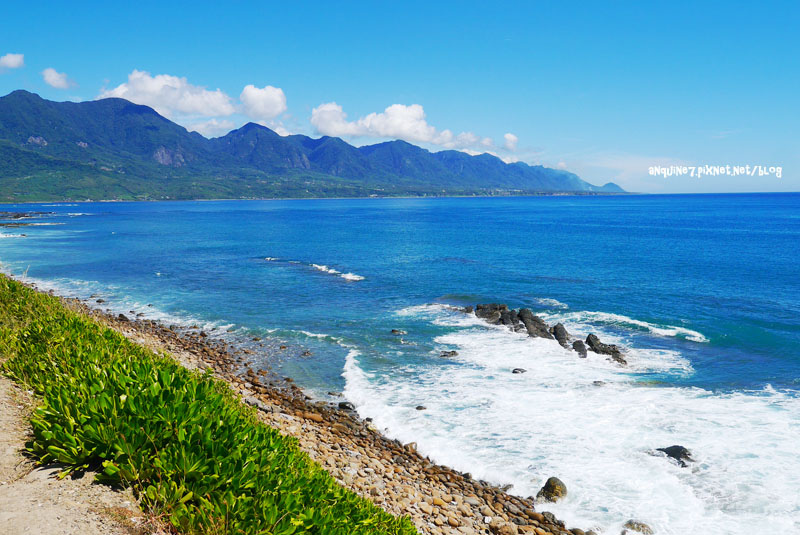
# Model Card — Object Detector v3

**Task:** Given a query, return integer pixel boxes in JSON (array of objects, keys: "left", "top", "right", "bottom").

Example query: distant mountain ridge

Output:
[{"left": 0, "top": 90, "right": 624, "bottom": 201}]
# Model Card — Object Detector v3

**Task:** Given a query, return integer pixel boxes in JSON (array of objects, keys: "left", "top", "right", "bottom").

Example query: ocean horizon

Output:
[{"left": 1, "top": 192, "right": 798, "bottom": 534}]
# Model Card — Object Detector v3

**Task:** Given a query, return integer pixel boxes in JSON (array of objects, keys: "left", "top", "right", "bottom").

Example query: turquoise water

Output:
[{"left": 1, "top": 194, "right": 798, "bottom": 533}]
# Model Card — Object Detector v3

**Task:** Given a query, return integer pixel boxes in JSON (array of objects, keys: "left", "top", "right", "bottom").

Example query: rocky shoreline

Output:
[{"left": 8, "top": 281, "right": 605, "bottom": 535}]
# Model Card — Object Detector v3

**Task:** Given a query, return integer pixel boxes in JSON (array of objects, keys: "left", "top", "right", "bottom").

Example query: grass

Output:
[{"left": 0, "top": 275, "right": 417, "bottom": 535}]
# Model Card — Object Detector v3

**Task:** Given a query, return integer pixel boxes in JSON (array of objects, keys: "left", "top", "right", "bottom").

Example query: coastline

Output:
[
  {"left": 0, "top": 191, "right": 634, "bottom": 205},
  {"left": 8, "top": 275, "right": 591, "bottom": 535}
]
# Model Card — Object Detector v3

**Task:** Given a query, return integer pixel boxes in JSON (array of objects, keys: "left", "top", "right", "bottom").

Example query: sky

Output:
[{"left": 1, "top": 1, "right": 798, "bottom": 193}]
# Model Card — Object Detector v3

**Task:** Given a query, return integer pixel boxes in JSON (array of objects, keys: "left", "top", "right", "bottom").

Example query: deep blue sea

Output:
[{"left": 1, "top": 194, "right": 798, "bottom": 534}]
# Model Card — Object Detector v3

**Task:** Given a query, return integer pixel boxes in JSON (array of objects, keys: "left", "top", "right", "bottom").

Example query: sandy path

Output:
[{"left": 0, "top": 375, "right": 143, "bottom": 535}]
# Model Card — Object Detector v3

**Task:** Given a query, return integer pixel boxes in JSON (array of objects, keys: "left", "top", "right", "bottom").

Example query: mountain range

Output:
[{"left": 0, "top": 90, "right": 624, "bottom": 201}]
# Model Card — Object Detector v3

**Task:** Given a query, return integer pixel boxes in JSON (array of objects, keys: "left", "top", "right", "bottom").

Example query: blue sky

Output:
[{"left": 1, "top": 1, "right": 797, "bottom": 192}]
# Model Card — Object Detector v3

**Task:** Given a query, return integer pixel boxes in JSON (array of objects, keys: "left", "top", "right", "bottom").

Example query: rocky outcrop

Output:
[
  {"left": 467, "top": 302, "right": 630, "bottom": 367},
  {"left": 656, "top": 445, "right": 693, "bottom": 467},
  {"left": 517, "top": 308, "right": 553, "bottom": 339},
  {"left": 550, "top": 323, "right": 570, "bottom": 348},
  {"left": 475, "top": 303, "right": 507, "bottom": 324},
  {"left": 26, "top": 135, "right": 47, "bottom": 146},
  {"left": 536, "top": 476, "right": 567, "bottom": 503},
  {"left": 153, "top": 146, "right": 187, "bottom": 167},
  {"left": 585, "top": 334, "right": 626, "bottom": 365}
]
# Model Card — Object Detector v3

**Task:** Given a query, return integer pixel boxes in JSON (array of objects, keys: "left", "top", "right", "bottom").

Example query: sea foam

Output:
[
  {"left": 342, "top": 305, "right": 800, "bottom": 534},
  {"left": 541, "top": 310, "right": 709, "bottom": 343}
]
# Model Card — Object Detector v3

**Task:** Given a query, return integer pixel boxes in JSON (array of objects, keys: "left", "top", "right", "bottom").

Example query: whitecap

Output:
[
  {"left": 534, "top": 297, "right": 569, "bottom": 309},
  {"left": 310, "top": 263, "right": 364, "bottom": 281},
  {"left": 543, "top": 310, "right": 708, "bottom": 343}
]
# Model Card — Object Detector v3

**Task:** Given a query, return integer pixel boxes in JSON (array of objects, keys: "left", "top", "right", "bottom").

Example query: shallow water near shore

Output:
[{"left": 1, "top": 194, "right": 799, "bottom": 533}]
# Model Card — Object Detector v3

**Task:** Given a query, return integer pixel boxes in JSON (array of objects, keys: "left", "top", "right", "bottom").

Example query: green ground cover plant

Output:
[{"left": 0, "top": 275, "right": 417, "bottom": 535}]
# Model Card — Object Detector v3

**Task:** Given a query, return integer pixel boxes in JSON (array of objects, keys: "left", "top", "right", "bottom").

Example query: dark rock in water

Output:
[
  {"left": 338, "top": 401, "right": 355, "bottom": 411},
  {"left": 476, "top": 303, "right": 507, "bottom": 324},
  {"left": 500, "top": 309, "right": 520, "bottom": 326},
  {"left": 572, "top": 340, "right": 588, "bottom": 358},
  {"left": 96, "top": 298, "right": 105, "bottom": 303},
  {"left": 512, "top": 368, "right": 527, "bottom": 374},
  {"left": 301, "top": 350, "right": 312, "bottom": 356},
  {"left": 118, "top": 313, "right": 129, "bottom": 322},
  {"left": 440, "top": 350, "right": 459, "bottom": 358},
  {"left": 622, "top": 519, "right": 654, "bottom": 534},
  {"left": 391, "top": 329, "right": 407, "bottom": 335},
  {"left": 550, "top": 323, "right": 570, "bottom": 348},
  {"left": 536, "top": 476, "right": 567, "bottom": 503},
  {"left": 415, "top": 405, "right": 426, "bottom": 410},
  {"left": 657, "top": 445, "right": 694, "bottom": 467},
  {"left": 462, "top": 305, "right": 474, "bottom": 314},
  {"left": 585, "top": 333, "right": 626, "bottom": 365},
  {"left": 592, "top": 380, "right": 605, "bottom": 386},
  {"left": 518, "top": 308, "right": 554, "bottom": 339},
  {"left": 199, "top": 331, "right": 208, "bottom": 338},
  {"left": 327, "top": 391, "right": 341, "bottom": 397}
]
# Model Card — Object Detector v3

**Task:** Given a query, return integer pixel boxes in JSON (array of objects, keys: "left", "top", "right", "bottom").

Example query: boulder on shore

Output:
[
  {"left": 622, "top": 519, "right": 654, "bottom": 534},
  {"left": 535, "top": 476, "right": 567, "bottom": 503},
  {"left": 518, "top": 308, "right": 554, "bottom": 339},
  {"left": 572, "top": 339, "right": 588, "bottom": 358},
  {"left": 656, "top": 445, "right": 694, "bottom": 467},
  {"left": 550, "top": 323, "right": 570, "bottom": 348},
  {"left": 586, "top": 333, "right": 626, "bottom": 365}
]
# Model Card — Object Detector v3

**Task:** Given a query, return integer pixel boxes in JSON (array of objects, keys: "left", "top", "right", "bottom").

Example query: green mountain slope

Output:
[{"left": 0, "top": 90, "right": 623, "bottom": 201}]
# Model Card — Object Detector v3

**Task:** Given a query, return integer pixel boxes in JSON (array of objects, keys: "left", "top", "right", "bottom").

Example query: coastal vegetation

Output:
[{"left": 0, "top": 275, "right": 417, "bottom": 535}]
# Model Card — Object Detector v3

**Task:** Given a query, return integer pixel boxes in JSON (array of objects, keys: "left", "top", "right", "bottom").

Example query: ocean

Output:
[{"left": 1, "top": 193, "right": 798, "bottom": 534}]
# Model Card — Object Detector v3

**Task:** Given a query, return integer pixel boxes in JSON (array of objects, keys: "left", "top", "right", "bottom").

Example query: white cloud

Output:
[
  {"left": 98, "top": 70, "right": 235, "bottom": 118},
  {"left": 0, "top": 53, "right": 24, "bottom": 70},
  {"left": 187, "top": 118, "right": 236, "bottom": 138},
  {"left": 42, "top": 67, "right": 70, "bottom": 89},
  {"left": 267, "top": 122, "right": 292, "bottom": 136},
  {"left": 460, "top": 148, "right": 518, "bottom": 164},
  {"left": 503, "top": 133, "right": 518, "bottom": 151},
  {"left": 310, "top": 102, "right": 491, "bottom": 150},
  {"left": 240, "top": 84, "right": 287, "bottom": 121}
]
